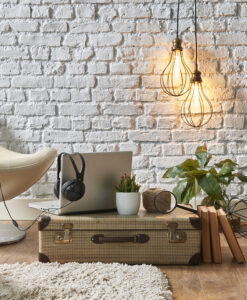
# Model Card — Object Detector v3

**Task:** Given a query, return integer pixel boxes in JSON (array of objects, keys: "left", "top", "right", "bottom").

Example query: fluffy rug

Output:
[{"left": 0, "top": 262, "right": 172, "bottom": 300}]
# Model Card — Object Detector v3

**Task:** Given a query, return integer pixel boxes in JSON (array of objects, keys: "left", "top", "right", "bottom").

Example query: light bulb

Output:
[
  {"left": 181, "top": 71, "right": 213, "bottom": 128},
  {"left": 160, "top": 38, "right": 192, "bottom": 97}
]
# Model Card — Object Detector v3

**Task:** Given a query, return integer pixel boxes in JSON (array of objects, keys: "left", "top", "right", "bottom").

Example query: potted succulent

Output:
[
  {"left": 163, "top": 145, "right": 247, "bottom": 209},
  {"left": 115, "top": 174, "right": 141, "bottom": 215}
]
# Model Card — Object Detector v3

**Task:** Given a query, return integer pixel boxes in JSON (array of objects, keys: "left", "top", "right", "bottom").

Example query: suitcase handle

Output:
[{"left": 91, "top": 234, "right": 149, "bottom": 244}]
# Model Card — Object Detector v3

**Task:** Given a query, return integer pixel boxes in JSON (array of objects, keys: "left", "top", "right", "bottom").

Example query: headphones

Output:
[{"left": 54, "top": 153, "right": 86, "bottom": 202}]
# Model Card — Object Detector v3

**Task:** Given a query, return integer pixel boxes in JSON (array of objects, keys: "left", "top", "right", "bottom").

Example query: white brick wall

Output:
[{"left": 0, "top": 0, "right": 246, "bottom": 199}]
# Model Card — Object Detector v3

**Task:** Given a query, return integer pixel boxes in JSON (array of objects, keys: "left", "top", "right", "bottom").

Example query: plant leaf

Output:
[
  {"left": 235, "top": 173, "right": 247, "bottom": 182},
  {"left": 201, "top": 196, "right": 212, "bottom": 206},
  {"left": 215, "top": 159, "right": 237, "bottom": 168},
  {"left": 195, "top": 146, "right": 208, "bottom": 168},
  {"left": 181, "top": 179, "right": 196, "bottom": 204},
  {"left": 172, "top": 179, "right": 188, "bottom": 203},
  {"left": 218, "top": 162, "right": 234, "bottom": 176},
  {"left": 197, "top": 173, "right": 223, "bottom": 199},
  {"left": 180, "top": 159, "right": 199, "bottom": 170},
  {"left": 183, "top": 169, "right": 208, "bottom": 177},
  {"left": 162, "top": 166, "right": 186, "bottom": 178}
]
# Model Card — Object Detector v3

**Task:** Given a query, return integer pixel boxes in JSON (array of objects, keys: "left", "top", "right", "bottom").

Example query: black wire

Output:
[
  {"left": 0, "top": 183, "right": 72, "bottom": 232},
  {"left": 194, "top": 0, "right": 198, "bottom": 71},
  {"left": 176, "top": 0, "right": 180, "bottom": 39}
]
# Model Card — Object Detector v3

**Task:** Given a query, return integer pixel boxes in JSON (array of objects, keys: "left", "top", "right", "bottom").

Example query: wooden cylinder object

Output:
[{"left": 142, "top": 188, "right": 171, "bottom": 213}]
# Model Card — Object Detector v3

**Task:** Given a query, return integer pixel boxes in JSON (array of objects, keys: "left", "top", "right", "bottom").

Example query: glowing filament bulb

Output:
[
  {"left": 181, "top": 71, "right": 213, "bottom": 128},
  {"left": 160, "top": 38, "right": 192, "bottom": 97}
]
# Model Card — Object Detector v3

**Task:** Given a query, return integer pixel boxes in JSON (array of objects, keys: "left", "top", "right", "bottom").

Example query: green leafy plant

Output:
[
  {"left": 115, "top": 174, "right": 141, "bottom": 193},
  {"left": 163, "top": 145, "right": 247, "bottom": 209}
]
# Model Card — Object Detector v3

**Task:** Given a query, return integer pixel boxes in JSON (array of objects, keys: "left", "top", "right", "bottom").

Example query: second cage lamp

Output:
[{"left": 160, "top": 0, "right": 192, "bottom": 97}]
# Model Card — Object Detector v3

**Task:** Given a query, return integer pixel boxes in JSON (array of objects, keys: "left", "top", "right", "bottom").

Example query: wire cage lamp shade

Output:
[
  {"left": 181, "top": 0, "right": 213, "bottom": 128},
  {"left": 160, "top": 0, "right": 192, "bottom": 97}
]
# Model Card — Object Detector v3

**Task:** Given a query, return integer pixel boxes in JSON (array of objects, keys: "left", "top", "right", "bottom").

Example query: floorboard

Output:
[{"left": 0, "top": 221, "right": 246, "bottom": 299}]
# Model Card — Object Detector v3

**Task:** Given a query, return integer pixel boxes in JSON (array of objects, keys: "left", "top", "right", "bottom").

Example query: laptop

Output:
[{"left": 29, "top": 151, "right": 132, "bottom": 215}]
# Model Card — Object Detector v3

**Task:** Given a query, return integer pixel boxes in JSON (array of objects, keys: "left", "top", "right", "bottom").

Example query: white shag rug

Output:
[{"left": 0, "top": 262, "right": 172, "bottom": 300}]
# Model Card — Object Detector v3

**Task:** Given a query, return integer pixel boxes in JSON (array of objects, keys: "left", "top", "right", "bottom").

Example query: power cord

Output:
[{"left": 0, "top": 183, "right": 72, "bottom": 232}]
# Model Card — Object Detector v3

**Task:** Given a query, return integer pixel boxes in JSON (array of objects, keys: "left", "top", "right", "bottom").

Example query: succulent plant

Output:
[{"left": 115, "top": 174, "right": 141, "bottom": 193}]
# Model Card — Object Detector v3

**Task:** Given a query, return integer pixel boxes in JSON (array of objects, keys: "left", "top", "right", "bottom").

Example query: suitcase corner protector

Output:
[
  {"left": 188, "top": 252, "right": 201, "bottom": 265},
  {"left": 39, "top": 253, "right": 50, "bottom": 263},
  {"left": 189, "top": 217, "right": 201, "bottom": 230},
  {"left": 38, "top": 215, "right": 51, "bottom": 231}
]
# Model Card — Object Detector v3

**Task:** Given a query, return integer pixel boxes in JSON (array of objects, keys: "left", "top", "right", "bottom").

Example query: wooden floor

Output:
[{"left": 0, "top": 221, "right": 246, "bottom": 300}]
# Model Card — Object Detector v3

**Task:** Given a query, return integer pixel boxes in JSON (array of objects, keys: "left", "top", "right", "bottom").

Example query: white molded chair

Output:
[{"left": 0, "top": 146, "right": 57, "bottom": 245}]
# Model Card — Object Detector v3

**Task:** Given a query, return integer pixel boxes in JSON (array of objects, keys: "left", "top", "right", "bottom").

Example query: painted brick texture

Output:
[{"left": 0, "top": 0, "right": 246, "bottom": 199}]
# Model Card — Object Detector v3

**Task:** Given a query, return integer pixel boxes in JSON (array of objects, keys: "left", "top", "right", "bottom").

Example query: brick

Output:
[
  {"left": 71, "top": 23, "right": 109, "bottom": 33},
  {"left": 0, "top": 5, "right": 30, "bottom": 18},
  {"left": 157, "top": 117, "right": 177, "bottom": 129},
  {"left": 67, "top": 63, "right": 85, "bottom": 75},
  {"left": 71, "top": 89, "right": 91, "bottom": 102},
  {"left": 136, "top": 21, "right": 161, "bottom": 33},
  {"left": 112, "top": 117, "right": 132, "bottom": 129},
  {"left": 113, "top": 22, "right": 135, "bottom": 33},
  {"left": 129, "top": 130, "right": 170, "bottom": 142},
  {"left": 200, "top": 20, "right": 226, "bottom": 32},
  {"left": 132, "top": 156, "right": 149, "bottom": 169},
  {"left": 216, "top": 33, "right": 247, "bottom": 46},
  {"left": 42, "top": 22, "right": 68, "bottom": 33},
  {"left": 95, "top": 48, "right": 114, "bottom": 61},
  {"left": 136, "top": 116, "right": 154, "bottom": 129},
  {"left": 0, "top": 62, "right": 20, "bottom": 75},
  {"left": 7, "top": 116, "right": 26, "bottom": 129},
  {"left": 60, "top": 104, "right": 99, "bottom": 116},
  {"left": 216, "top": 3, "right": 237, "bottom": 16},
  {"left": 44, "top": 62, "right": 65, "bottom": 75},
  {"left": 150, "top": 156, "right": 185, "bottom": 169},
  {"left": 15, "top": 104, "right": 55, "bottom": 116},
  {"left": 92, "top": 89, "right": 113, "bottom": 102},
  {"left": 27, "top": 117, "right": 49, "bottom": 129},
  {"left": 141, "top": 143, "right": 161, "bottom": 155},
  {"left": 55, "top": 6, "right": 74, "bottom": 19},
  {"left": 163, "top": 144, "right": 183, "bottom": 156},
  {"left": 86, "top": 131, "right": 127, "bottom": 142},
  {"left": 22, "top": 62, "right": 42, "bottom": 75},
  {"left": 87, "top": 62, "right": 107, "bottom": 74},
  {"left": 72, "top": 143, "right": 94, "bottom": 152},
  {"left": 51, "top": 47, "right": 71, "bottom": 61},
  {"left": 136, "top": 89, "right": 156, "bottom": 102},
  {"left": 8, "top": 89, "right": 25, "bottom": 102},
  {"left": 114, "top": 89, "right": 136, "bottom": 101},
  {"left": 89, "top": 33, "right": 122, "bottom": 46},
  {"left": 31, "top": 46, "right": 50, "bottom": 60},
  {"left": 98, "top": 6, "right": 117, "bottom": 20},
  {"left": 145, "top": 103, "right": 176, "bottom": 115},
  {"left": 119, "top": 6, "right": 150, "bottom": 19},
  {"left": 98, "top": 76, "right": 139, "bottom": 88},
  {"left": 74, "top": 48, "right": 94, "bottom": 61},
  {"left": 63, "top": 34, "right": 86, "bottom": 47},
  {"left": 72, "top": 119, "right": 91, "bottom": 130},
  {"left": 0, "top": 35, "right": 16, "bottom": 45},
  {"left": 51, "top": 89, "right": 70, "bottom": 101},
  {"left": 54, "top": 76, "right": 95, "bottom": 88},
  {"left": 224, "top": 115, "right": 245, "bottom": 129},
  {"left": 12, "top": 76, "right": 53, "bottom": 88},
  {"left": 125, "top": 34, "right": 153, "bottom": 47},
  {"left": 218, "top": 130, "right": 247, "bottom": 142},
  {"left": 119, "top": 143, "right": 139, "bottom": 155},
  {"left": 20, "top": 35, "right": 61, "bottom": 46},
  {"left": 30, "top": 90, "right": 49, "bottom": 101},
  {"left": 102, "top": 104, "right": 140, "bottom": 116},
  {"left": 76, "top": 5, "right": 95, "bottom": 18},
  {"left": 152, "top": 6, "right": 170, "bottom": 19},
  {"left": 32, "top": 7, "right": 50, "bottom": 18},
  {"left": 11, "top": 21, "right": 39, "bottom": 32},
  {"left": 92, "top": 117, "right": 111, "bottom": 130},
  {"left": 0, "top": 77, "right": 10, "bottom": 87},
  {"left": 110, "top": 63, "right": 131, "bottom": 75},
  {"left": 172, "top": 130, "right": 215, "bottom": 142},
  {"left": 44, "top": 131, "right": 84, "bottom": 143},
  {"left": 51, "top": 117, "right": 71, "bottom": 129}
]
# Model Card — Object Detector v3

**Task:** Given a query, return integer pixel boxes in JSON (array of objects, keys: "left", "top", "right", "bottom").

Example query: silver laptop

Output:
[{"left": 29, "top": 151, "right": 132, "bottom": 215}]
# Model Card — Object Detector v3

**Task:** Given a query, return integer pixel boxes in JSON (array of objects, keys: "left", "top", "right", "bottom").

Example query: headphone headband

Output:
[{"left": 56, "top": 152, "right": 85, "bottom": 182}]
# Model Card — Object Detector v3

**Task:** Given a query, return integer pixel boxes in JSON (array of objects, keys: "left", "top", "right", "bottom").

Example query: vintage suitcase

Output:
[{"left": 38, "top": 208, "right": 201, "bottom": 265}]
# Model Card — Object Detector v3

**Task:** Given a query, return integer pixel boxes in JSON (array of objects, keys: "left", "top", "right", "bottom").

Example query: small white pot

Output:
[{"left": 116, "top": 192, "right": 140, "bottom": 215}]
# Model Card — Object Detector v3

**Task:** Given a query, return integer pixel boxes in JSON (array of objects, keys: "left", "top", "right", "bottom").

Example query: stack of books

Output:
[{"left": 197, "top": 206, "right": 245, "bottom": 264}]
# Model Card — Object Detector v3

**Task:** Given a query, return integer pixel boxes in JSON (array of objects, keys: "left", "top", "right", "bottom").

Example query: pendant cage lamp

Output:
[
  {"left": 160, "top": 0, "right": 192, "bottom": 97},
  {"left": 181, "top": 0, "right": 213, "bottom": 128}
]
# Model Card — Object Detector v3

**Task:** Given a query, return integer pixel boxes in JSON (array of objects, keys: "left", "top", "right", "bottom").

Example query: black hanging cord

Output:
[
  {"left": 176, "top": 0, "right": 180, "bottom": 38},
  {"left": 0, "top": 183, "right": 72, "bottom": 232},
  {"left": 194, "top": 0, "right": 198, "bottom": 71}
]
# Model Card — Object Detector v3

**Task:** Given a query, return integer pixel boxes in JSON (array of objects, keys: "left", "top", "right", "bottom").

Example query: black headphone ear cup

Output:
[
  {"left": 61, "top": 180, "right": 85, "bottom": 202},
  {"left": 54, "top": 179, "right": 60, "bottom": 199}
]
